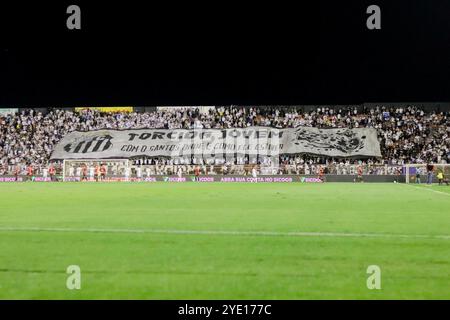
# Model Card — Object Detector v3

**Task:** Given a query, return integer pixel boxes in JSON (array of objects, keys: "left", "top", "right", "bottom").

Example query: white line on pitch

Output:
[
  {"left": 403, "top": 184, "right": 450, "bottom": 196},
  {"left": 0, "top": 226, "right": 449, "bottom": 240}
]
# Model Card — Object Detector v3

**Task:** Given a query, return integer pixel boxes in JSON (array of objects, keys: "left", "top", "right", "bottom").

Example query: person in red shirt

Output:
[
  {"left": 94, "top": 165, "right": 100, "bottom": 182},
  {"left": 14, "top": 165, "right": 20, "bottom": 182},
  {"left": 356, "top": 166, "right": 364, "bottom": 183},
  {"left": 318, "top": 166, "right": 325, "bottom": 182},
  {"left": 82, "top": 165, "right": 88, "bottom": 181},
  {"left": 194, "top": 166, "right": 200, "bottom": 181},
  {"left": 100, "top": 164, "right": 107, "bottom": 181},
  {"left": 49, "top": 165, "right": 56, "bottom": 181},
  {"left": 27, "top": 164, "right": 34, "bottom": 181}
]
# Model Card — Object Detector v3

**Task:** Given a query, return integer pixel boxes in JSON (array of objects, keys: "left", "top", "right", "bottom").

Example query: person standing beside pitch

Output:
[
  {"left": 100, "top": 164, "right": 107, "bottom": 181},
  {"left": 194, "top": 165, "right": 200, "bottom": 181},
  {"left": 318, "top": 166, "right": 325, "bottom": 182},
  {"left": 81, "top": 164, "right": 88, "bottom": 181},
  {"left": 436, "top": 170, "right": 449, "bottom": 186},
  {"left": 94, "top": 164, "right": 100, "bottom": 182},
  {"left": 76, "top": 166, "right": 82, "bottom": 179},
  {"left": 27, "top": 164, "right": 34, "bottom": 181},
  {"left": 14, "top": 164, "right": 20, "bottom": 182},
  {"left": 49, "top": 165, "right": 56, "bottom": 182},
  {"left": 68, "top": 164, "right": 75, "bottom": 178},
  {"left": 415, "top": 167, "right": 421, "bottom": 184},
  {"left": 252, "top": 165, "right": 258, "bottom": 182},
  {"left": 136, "top": 165, "right": 142, "bottom": 181},
  {"left": 124, "top": 166, "right": 130, "bottom": 182},
  {"left": 426, "top": 163, "right": 434, "bottom": 185},
  {"left": 354, "top": 165, "right": 363, "bottom": 183},
  {"left": 89, "top": 165, "right": 95, "bottom": 181},
  {"left": 43, "top": 166, "right": 48, "bottom": 181}
]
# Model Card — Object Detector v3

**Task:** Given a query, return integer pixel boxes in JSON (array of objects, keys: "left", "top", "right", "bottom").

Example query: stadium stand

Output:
[{"left": 0, "top": 105, "right": 449, "bottom": 177}]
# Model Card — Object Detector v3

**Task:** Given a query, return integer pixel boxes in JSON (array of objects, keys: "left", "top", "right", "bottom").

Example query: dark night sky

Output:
[{"left": 0, "top": 1, "right": 449, "bottom": 106}]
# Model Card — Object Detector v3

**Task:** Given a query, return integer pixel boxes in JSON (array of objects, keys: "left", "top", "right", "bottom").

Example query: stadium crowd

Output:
[{"left": 0, "top": 106, "right": 449, "bottom": 176}]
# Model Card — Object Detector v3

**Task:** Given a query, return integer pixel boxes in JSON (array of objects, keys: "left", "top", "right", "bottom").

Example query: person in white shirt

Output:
[
  {"left": 124, "top": 167, "right": 130, "bottom": 181},
  {"left": 136, "top": 166, "right": 142, "bottom": 180},
  {"left": 89, "top": 166, "right": 95, "bottom": 179},
  {"left": 252, "top": 166, "right": 258, "bottom": 181},
  {"left": 76, "top": 166, "right": 81, "bottom": 177},
  {"left": 68, "top": 166, "right": 75, "bottom": 177}
]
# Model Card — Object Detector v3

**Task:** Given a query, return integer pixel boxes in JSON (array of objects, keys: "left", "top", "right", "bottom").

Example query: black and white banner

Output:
[{"left": 50, "top": 127, "right": 381, "bottom": 160}]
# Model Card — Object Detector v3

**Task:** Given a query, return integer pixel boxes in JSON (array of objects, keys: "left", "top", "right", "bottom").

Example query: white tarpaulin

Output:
[{"left": 50, "top": 127, "right": 382, "bottom": 159}]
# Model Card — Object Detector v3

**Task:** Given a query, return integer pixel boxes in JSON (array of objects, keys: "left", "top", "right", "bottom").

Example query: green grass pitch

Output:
[{"left": 0, "top": 182, "right": 449, "bottom": 299}]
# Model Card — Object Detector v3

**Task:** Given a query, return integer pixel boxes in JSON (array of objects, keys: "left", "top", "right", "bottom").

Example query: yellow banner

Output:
[{"left": 75, "top": 107, "right": 134, "bottom": 113}]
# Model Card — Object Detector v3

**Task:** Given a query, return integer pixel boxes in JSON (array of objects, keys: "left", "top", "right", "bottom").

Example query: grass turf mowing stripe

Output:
[{"left": 0, "top": 226, "right": 449, "bottom": 240}]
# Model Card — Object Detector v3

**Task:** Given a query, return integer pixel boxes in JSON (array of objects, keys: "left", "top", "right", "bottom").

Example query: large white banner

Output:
[{"left": 50, "top": 127, "right": 382, "bottom": 160}]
